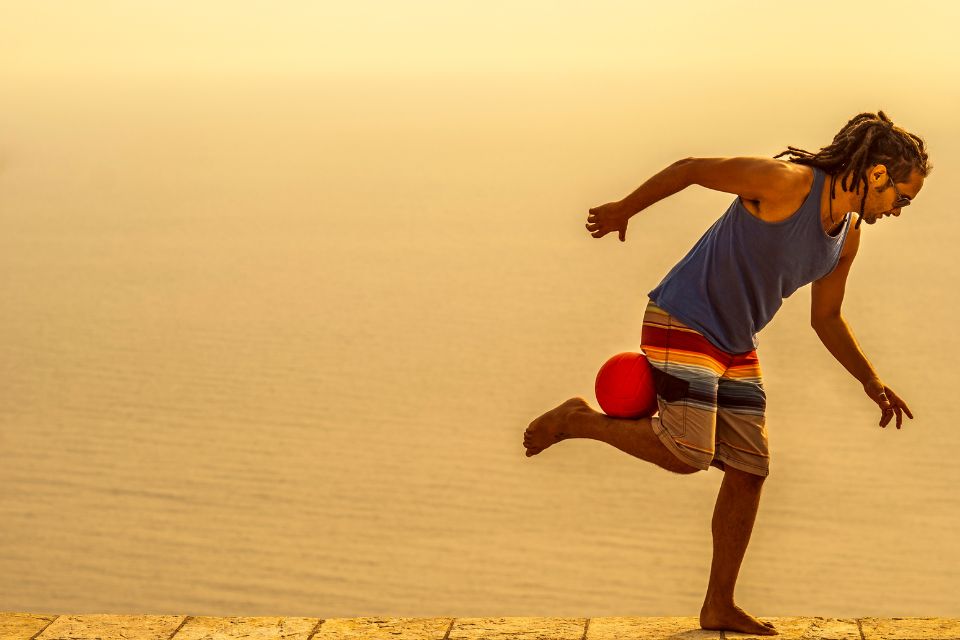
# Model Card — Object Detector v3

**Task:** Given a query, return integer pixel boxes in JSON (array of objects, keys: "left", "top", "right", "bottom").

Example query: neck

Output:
[{"left": 827, "top": 173, "right": 863, "bottom": 225}]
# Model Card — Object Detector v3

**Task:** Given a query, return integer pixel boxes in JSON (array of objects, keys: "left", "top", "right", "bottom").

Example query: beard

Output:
[{"left": 858, "top": 211, "right": 887, "bottom": 228}]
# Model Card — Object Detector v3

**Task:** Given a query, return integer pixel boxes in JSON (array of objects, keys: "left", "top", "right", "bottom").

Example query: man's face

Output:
[{"left": 862, "top": 166, "right": 925, "bottom": 225}]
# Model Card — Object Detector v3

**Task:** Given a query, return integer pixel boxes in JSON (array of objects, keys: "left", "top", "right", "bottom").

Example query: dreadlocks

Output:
[{"left": 773, "top": 110, "right": 933, "bottom": 229}]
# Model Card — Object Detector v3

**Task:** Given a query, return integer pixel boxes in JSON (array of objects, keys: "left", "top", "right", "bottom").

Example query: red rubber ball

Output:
[{"left": 595, "top": 352, "right": 658, "bottom": 418}]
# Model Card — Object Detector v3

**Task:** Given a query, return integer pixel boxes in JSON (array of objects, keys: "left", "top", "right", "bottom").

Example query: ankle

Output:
[{"left": 702, "top": 592, "right": 735, "bottom": 609}]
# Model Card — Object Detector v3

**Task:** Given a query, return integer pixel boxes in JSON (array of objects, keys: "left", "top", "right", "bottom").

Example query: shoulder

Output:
[
  {"left": 739, "top": 161, "right": 815, "bottom": 220},
  {"left": 685, "top": 156, "right": 798, "bottom": 204},
  {"left": 783, "top": 162, "right": 815, "bottom": 191}
]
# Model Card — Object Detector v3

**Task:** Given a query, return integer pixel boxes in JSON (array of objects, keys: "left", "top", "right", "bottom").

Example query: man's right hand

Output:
[{"left": 586, "top": 201, "right": 632, "bottom": 242}]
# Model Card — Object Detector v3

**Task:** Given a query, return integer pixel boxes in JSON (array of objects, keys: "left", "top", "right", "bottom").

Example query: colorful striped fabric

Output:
[{"left": 640, "top": 299, "right": 770, "bottom": 476}]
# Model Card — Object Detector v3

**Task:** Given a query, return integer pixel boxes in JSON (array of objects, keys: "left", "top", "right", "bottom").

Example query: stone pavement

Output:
[{"left": 3, "top": 613, "right": 960, "bottom": 640}]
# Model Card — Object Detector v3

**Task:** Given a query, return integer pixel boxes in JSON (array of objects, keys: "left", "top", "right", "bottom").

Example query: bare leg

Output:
[
  {"left": 699, "top": 466, "right": 777, "bottom": 635},
  {"left": 523, "top": 397, "right": 699, "bottom": 475}
]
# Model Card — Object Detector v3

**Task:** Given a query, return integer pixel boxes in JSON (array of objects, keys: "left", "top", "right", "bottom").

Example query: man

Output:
[{"left": 522, "top": 111, "right": 931, "bottom": 636}]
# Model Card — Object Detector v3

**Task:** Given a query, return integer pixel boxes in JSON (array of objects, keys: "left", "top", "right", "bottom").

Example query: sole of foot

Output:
[{"left": 523, "top": 397, "right": 589, "bottom": 456}]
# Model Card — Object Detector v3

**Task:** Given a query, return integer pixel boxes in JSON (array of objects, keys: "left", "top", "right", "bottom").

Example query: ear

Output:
[{"left": 868, "top": 164, "right": 888, "bottom": 187}]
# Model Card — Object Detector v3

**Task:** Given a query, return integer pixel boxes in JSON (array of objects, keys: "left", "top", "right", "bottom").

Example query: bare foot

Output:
[
  {"left": 700, "top": 600, "right": 778, "bottom": 636},
  {"left": 523, "top": 397, "right": 589, "bottom": 457}
]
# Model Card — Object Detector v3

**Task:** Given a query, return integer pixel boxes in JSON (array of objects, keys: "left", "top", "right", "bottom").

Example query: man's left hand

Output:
[{"left": 863, "top": 377, "right": 914, "bottom": 429}]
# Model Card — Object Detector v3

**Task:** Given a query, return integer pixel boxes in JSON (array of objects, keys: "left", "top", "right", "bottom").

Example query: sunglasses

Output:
[{"left": 888, "top": 176, "right": 912, "bottom": 208}]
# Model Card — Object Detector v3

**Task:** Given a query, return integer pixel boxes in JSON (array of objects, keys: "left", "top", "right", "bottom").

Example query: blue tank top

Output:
[{"left": 648, "top": 165, "right": 851, "bottom": 354}]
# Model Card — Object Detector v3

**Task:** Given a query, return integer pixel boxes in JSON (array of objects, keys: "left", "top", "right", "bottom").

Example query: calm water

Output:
[{"left": 1, "top": 72, "right": 958, "bottom": 617}]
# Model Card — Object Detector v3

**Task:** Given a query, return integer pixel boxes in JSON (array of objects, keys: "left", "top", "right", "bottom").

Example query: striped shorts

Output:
[{"left": 641, "top": 299, "right": 770, "bottom": 476}]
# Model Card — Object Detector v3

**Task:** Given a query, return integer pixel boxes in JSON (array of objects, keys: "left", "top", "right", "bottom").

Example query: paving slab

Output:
[
  {"left": 860, "top": 616, "right": 960, "bottom": 639},
  {"left": 724, "top": 616, "right": 861, "bottom": 639},
  {"left": 315, "top": 617, "right": 452, "bottom": 640},
  {"left": 587, "top": 615, "right": 720, "bottom": 639},
  {"left": 173, "top": 616, "right": 320, "bottom": 640},
  {"left": 35, "top": 614, "right": 185, "bottom": 640},
  {"left": 0, "top": 612, "right": 59, "bottom": 640},
  {"left": 449, "top": 617, "right": 586, "bottom": 640}
]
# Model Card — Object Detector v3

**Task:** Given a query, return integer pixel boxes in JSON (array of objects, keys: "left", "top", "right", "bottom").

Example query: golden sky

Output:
[{"left": 2, "top": 0, "right": 958, "bottom": 80}]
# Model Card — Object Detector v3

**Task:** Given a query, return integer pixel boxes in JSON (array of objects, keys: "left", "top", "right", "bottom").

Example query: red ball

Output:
[{"left": 595, "top": 352, "right": 658, "bottom": 418}]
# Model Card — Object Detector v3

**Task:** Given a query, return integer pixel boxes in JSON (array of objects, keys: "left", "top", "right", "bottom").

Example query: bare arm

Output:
[
  {"left": 586, "top": 158, "right": 694, "bottom": 241},
  {"left": 586, "top": 155, "right": 798, "bottom": 242},
  {"left": 683, "top": 156, "right": 797, "bottom": 203},
  {"left": 618, "top": 158, "right": 695, "bottom": 216},
  {"left": 811, "top": 238, "right": 914, "bottom": 428},
  {"left": 812, "top": 315, "right": 879, "bottom": 384},
  {"left": 812, "top": 314, "right": 913, "bottom": 428},
  {"left": 811, "top": 225, "right": 865, "bottom": 379},
  {"left": 620, "top": 156, "right": 798, "bottom": 216}
]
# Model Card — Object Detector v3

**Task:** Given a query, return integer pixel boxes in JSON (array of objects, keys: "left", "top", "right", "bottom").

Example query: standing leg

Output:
[
  {"left": 523, "top": 397, "right": 699, "bottom": 474},
  {"left": 699, "top": 465, "right": 778, "bottom": 635}
]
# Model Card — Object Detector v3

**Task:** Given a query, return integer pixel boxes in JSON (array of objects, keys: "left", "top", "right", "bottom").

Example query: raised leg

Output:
[
  {"left": 699, "top": 465, "right": 777, "bottom": 635},
  {"left": 523, "top": 397, "right": 699, "bottom": 475}
]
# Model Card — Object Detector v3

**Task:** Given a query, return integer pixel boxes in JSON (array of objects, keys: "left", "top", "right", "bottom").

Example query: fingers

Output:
[
  {"left": 888, "top": 394, "right": 903, "bottom": 429},
  {"left": 587, "top": 208, "right": 610, "bottom": 232},
  {"left": 585, "top": 221, "right": 616, "bottom": 239},
  {"left": 586, "top": 210, "right": 600, "bottom": 235},
  {"left": 883, "top": 388, "right": 914, "bottom": 430},
  {"left": 586, "top": 214, "right": 627, "bottom": 241},
  {"left": 877, "top": 387, "right": 913, "bottom": 429},
  {"left": 878, "top": 391, "right": 893, "bottom": 428},
  {"left": 880, "top": 406, "right": 894, "bottom": 428},
  {"left": 887, "top": 388, "right": 914, "bottom": 419},
  {"left": 882, "top": 405, "right": 902, "bottom": 429}
]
